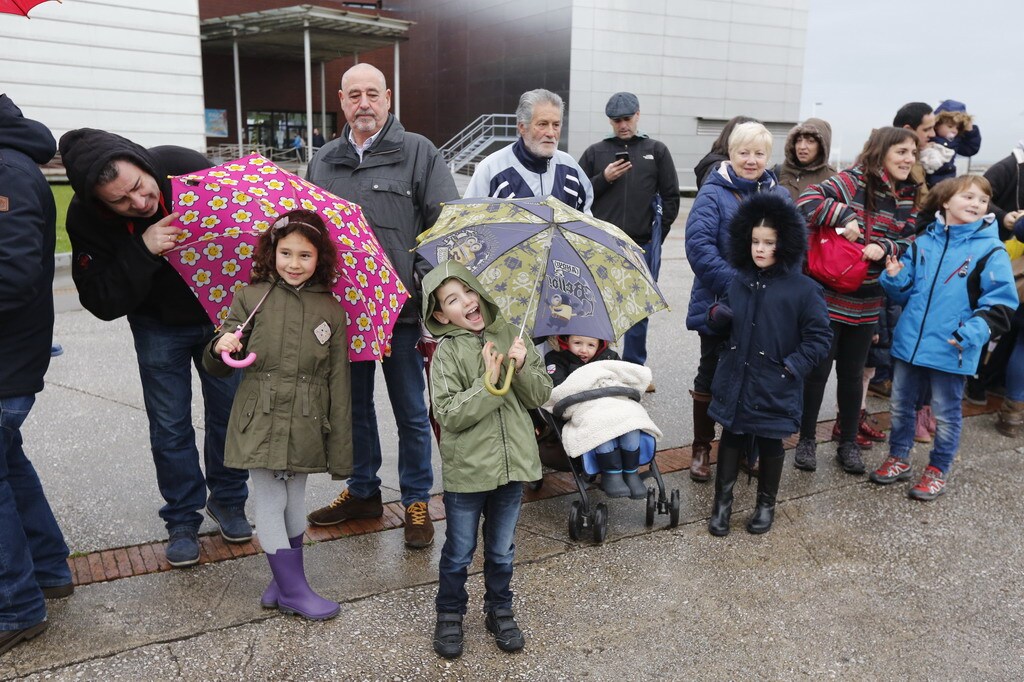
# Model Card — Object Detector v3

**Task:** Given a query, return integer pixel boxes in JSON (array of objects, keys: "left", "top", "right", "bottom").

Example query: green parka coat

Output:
[
  {"left": 422, "top": 261, "right": 552, "bottom": 493},
  {"left": 203, "top": 279, "right": 352, "bottom": 477}
]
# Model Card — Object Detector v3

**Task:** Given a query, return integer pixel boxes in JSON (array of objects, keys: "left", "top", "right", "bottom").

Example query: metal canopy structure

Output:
[{"left": 200, "top": 4, "right": 414, "bottom": 156}]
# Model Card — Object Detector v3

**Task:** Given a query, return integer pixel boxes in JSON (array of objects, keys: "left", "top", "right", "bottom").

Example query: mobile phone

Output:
[{"left": 615, "top": 151, "right": 630, "bottom": 163}]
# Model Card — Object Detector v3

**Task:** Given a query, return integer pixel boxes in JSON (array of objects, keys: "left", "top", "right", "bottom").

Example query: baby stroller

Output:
[{"left": 534, "top": 385, "right": 680, "bottom": 543}]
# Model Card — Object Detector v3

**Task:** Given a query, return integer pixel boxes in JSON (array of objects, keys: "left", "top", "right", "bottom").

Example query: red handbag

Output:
[{"left": 806, "top": 225, "right": 869, "bottom": 293}]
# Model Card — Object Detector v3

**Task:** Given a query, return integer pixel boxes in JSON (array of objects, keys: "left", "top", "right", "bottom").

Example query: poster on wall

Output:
[{"left": 205, "top": 109, "right": 229, "bottom": 138}]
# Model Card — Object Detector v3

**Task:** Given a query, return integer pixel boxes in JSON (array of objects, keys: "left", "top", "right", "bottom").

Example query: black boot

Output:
[
  {"left": 708, "top": 441, "right": 740, "bottom": 536},
  {"left": 596, "top": 449, "right": 630, "bottom": 498},
  {"left": 747, "top": 453, "right": 784, "bottom": 534},
  {"left": 620, "top": 446, "right": 647, "bottom": 499}
]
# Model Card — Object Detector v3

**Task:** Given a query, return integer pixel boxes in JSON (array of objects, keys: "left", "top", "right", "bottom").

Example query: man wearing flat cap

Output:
[{"left": 579, "top": 93, "right": 679, "bottom": 380}]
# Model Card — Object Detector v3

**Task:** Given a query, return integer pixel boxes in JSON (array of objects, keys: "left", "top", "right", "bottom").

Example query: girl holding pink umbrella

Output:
[{"left": 204, "top": 209, "right": 352, "bottom": 621}]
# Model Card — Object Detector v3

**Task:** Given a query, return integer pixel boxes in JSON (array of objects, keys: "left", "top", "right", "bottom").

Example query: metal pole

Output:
[
  {"left": 304, "top": 22, "right": 313, "bottom": 166},
  {"left": 393, "top": 41, "right": 400, "bottom": 120},
  {"left": 233, "top": 35, "right": 243, "bottom": 155},
  {"left": 320, "top": 61, "right": 327, "bottom": 138}
]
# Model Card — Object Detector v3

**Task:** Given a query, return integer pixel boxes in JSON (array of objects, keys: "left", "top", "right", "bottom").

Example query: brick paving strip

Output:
[{"left": 65, "top": 400, "right": 1001, "bottom": 586}]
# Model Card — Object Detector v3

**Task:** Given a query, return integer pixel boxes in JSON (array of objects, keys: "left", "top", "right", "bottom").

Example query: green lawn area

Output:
[{"left": 52, "top": 183, "right": 73, "bottom": 254}]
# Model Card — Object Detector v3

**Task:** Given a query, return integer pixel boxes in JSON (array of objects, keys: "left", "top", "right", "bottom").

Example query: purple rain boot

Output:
[
  {"left": 265, "top": 547, "right": 340, "bottom": 621},
  {"left": 260, "top": 535, "right": 305, "bottom": 609}
]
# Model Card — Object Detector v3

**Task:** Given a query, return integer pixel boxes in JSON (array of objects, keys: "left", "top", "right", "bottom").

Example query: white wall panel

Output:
[{"left": 0, "top": 0, "right": 205, "bottom": 152}]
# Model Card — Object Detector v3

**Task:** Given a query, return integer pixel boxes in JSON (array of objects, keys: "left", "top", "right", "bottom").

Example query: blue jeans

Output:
[
  {"left": 594, "top": 429, "right": 641, "bottom": 454},
  {"left": 1005, "top": 332, "right": 1024, "bottom": 402},
  {"left": 889, "top": 359, "right": 965, "bottom": 474},
  {"left": 622, "top": 238, "right": 662, "bottom": 366},
  {"left": 128, "top": 316, "right": 247, "bottom": 531},
  {"left": 349, "top": 322, "right": 432, "bottom": 506},
  {"left": 436, "top": 482, "right": 522, "bottom": 615},
  {"left": 1, "top": 395, "right": 71, "bottom": 631}
]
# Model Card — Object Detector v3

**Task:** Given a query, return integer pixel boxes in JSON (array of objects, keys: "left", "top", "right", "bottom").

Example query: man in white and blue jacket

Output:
[{"left": 465, "top": 89, "right": 593, "bottom": 214}]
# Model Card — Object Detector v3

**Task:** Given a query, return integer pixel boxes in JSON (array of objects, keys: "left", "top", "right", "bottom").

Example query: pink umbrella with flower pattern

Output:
[{"left": 165, "top": 153, "right": 408, "bottom": 361}]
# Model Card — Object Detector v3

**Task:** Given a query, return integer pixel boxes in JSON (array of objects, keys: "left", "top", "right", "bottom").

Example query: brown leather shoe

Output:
[
  {"left": 403, "top": 501, "right": 434, "bottom": 548},
  {"left": 307, "top": 489, "right": 383, "bottom": 527},
  {"left": 0, "top": 620, "right": 48, "bottom": 656},
  {"left": 690, "top": 443, "right": 712, "bottom": 482}
]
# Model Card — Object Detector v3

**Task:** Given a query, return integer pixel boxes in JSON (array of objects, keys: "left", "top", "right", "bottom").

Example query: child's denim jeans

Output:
[
  {"left": 436, "top": 481, "right": 523, "bottom": 615},
  {"left": 889, "top": 359, "right": 965, "bottom": 474}
]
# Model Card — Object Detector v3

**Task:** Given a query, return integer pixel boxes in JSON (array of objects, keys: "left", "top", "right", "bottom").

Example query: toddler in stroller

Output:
[
  {"left": 541, "top": 335, "right": 678, "bottom": 541},
  {"left": 544, "top": 335, "right": 662, "bottom": 498}
]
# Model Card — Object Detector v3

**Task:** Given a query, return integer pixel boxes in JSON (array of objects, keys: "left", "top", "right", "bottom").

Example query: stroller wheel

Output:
[
  {"left": 568, "top": 501, "right": 583, "bottom": 541},
  {"left": 592, "top": 503, "right": 608, "bottom": 543},
  {"left": 645, "top": 486, "right": 656, "bottom": 527},
  {"left": 668, "top": 489, "right": 681, "bottom": 528}
]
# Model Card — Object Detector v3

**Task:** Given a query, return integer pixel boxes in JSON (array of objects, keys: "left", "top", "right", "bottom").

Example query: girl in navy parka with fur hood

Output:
[{"left": 705, "top": 193, "right": 832, "bottom": 537}]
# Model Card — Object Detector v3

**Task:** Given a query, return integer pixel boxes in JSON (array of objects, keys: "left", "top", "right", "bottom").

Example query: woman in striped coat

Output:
[{"left": 793, "top": 127, "right": 919, "bottom": 474}]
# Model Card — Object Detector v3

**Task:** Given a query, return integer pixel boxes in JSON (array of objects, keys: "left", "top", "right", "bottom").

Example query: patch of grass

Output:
[{"left": 52, "top": 183, "right": 74, "bottom": 254}]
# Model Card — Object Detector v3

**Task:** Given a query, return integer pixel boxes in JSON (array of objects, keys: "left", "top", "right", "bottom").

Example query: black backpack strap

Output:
[{"left": 967, "top": 246, "right": 1004, "bottom": 310}]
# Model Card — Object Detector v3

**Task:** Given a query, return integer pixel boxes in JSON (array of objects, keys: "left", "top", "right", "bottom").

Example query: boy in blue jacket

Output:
[{"left": 871, "top": 175, "right": 1018, "bottom": 499}]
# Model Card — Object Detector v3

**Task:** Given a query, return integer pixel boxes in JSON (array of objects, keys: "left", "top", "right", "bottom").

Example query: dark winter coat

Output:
[
  {"left": 544, "top": 342, "right": 619, "bottom": 387},
  {"left": 881, "top": 215, "right": 1017, "bottom": 375},
  {"left": 707, "top": 193, "right": 832, "bottom": 438},
  {"left": 59, "top": 128, "right": 212, "bottom": 326},
  {"left": 694, "top": 151, "right": 728, "bottom": 190},
  {"left": 982, "top": 150, "right": 1024, "bottom": 239},
  {"left": 578, "top": 134, "right": 680, "bottom": 243},
  {"left": 203, "top": 280, "right": 352, "bottom": 476},
  {"left": 308, "top": 114, "right": 460, "bottom": 323},
  {"left": 774, "top": 118, "right": 836, "bottom": 202},
  {"left": 684, "top": 162, "right": 790, "bottom": 334},
  {"left": 0, "top": 95, "right": 56, "bottom": 398}
]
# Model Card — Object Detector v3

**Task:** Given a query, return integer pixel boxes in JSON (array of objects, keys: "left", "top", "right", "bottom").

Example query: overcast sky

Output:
[{"left": 801, "top": 1, "right": 1023, "bottom": 166}]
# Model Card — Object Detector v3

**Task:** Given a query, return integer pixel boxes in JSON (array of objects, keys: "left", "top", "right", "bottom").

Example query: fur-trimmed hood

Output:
[
  {"left": 783, "top": 118, "right": 832, "bottom": 171},
  {"left": 726, "top": 192, "right": 806, "bottom": 273}
]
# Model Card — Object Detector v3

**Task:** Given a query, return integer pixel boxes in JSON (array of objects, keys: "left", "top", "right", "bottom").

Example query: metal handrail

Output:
[{"left": 439, "top": 113, "right": 518, "bottom": 173}]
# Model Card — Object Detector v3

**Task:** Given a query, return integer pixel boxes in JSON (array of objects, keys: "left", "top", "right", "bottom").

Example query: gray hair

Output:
[{"left": 516, "top": 89, "right": 563, "bottom": 127}]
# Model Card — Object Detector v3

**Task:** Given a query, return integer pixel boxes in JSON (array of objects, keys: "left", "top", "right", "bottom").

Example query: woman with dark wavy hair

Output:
[{"left": 794, "top": 127, "right": 919, "bottom": 475}]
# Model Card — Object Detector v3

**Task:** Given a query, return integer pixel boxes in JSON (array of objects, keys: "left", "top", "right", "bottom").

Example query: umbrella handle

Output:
[
  {"left": 221, "top": 329, "right": 257, "bottom": 369},
  {"left": 484, "top": 358, "right": 516, "bottom": 396}
]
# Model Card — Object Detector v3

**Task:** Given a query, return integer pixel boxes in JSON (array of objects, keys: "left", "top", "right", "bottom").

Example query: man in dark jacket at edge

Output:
[
  {"left": 578, "top": 92, "right": 679, "bottom": 387},
  {"left": 0, "top": 94, "right": 74, "bottom": 656},
  {"left": 58, "top": 128, "right": 251, "bottom": 568},
  {"left": 304, "top": 63, "right": 459, "bottom": 548}
]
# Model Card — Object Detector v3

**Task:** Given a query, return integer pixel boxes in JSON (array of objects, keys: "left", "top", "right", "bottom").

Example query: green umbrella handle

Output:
[{"left": 484, "top": 358, "right": 516, "bottom": 396}]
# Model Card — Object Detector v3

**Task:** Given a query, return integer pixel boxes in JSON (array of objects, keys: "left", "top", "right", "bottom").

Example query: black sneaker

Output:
[
  {"left": 793, "top": 438, "right": 817, "bottom": 471},
  {"left": 485, "top": 607, "right": 525, "bottom": 652},
  {"left": 165, "top": 526, "right": 200, "bottom": 567},
  {"left": 836, "top": 441, "right": 866, "bottom": 474},
  {"left": 206, "top": 498, "right": 253, "bottom": 543},
  {"left": 433, "top": 612, "right": 464, "bottom": 659}
]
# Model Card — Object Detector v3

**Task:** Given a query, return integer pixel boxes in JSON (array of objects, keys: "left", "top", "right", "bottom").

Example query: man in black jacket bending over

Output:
[
  {"left": 59, "top": 129, "right": 250, "bottom": 567},
  {"left": 578, "top": 93, "right": 679, "bottom": 387}
]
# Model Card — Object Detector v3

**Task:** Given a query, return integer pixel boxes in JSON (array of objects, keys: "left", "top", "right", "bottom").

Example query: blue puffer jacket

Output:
[
  {"left": 707, "top": 193, "right": 832, "bottom": 439},
  {"left": 881, "top": 215, "right": 1018, "bottom": 375},
  {"left": 684, "top": 162, "right": 790, "bottom": 334}
]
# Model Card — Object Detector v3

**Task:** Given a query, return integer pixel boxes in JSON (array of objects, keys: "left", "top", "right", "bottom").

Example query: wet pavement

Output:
[{"left": 4, "top": 200, "right": 1023, "bottom": 679}]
